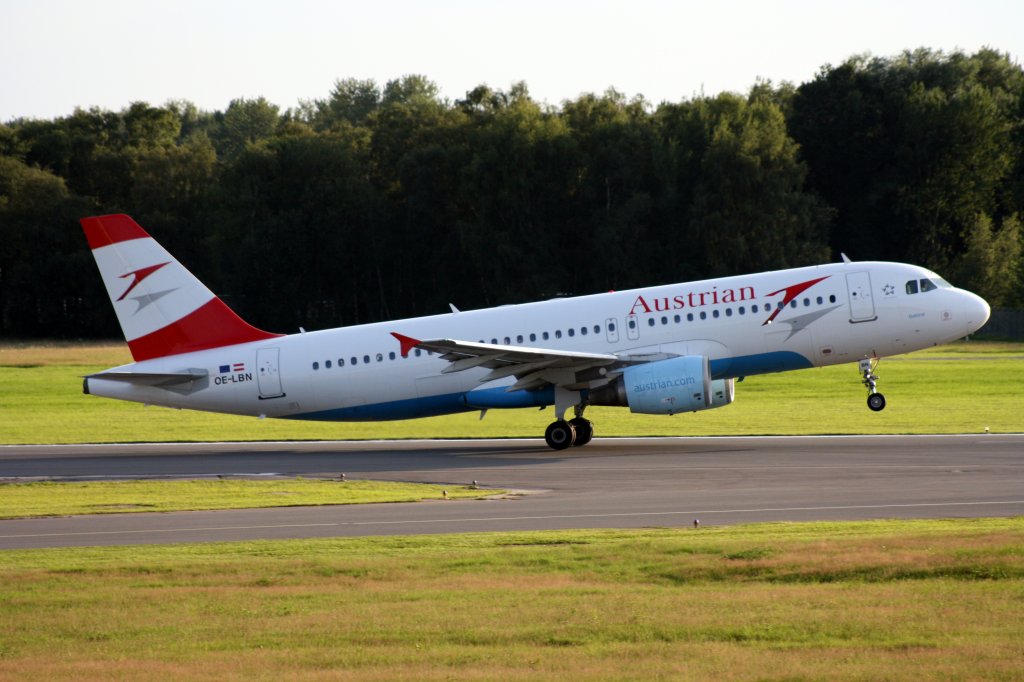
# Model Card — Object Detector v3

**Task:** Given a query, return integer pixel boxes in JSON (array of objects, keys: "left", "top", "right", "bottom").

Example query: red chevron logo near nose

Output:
[
  {"left": 762, "top": 276, "right": 830, "bottom": 326},
  {"left": 117, "top": 262, "right": 170, "bottom": 301}
]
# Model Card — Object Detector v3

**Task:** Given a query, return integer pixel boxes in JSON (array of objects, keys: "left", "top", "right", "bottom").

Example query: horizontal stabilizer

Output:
[{"left": 84, "top": 369, "right": 209, "bottom": 393}]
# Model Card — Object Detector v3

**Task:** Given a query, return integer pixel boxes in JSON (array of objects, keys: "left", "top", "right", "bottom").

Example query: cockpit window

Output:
[
  {"left": 933, "top": 277, "right": 953, "bottom": 288},
  {"left": 905, "top": 280, "right": 919, "bottom": 295},
  {"left": 919, "top": 278, "right": 938, "bottom": 293}
]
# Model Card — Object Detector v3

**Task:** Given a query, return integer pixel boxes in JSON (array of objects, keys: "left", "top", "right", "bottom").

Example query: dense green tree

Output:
[
  {"left": 215, "top": 97, "right": 280, "bottom": 160},
  {"left": 314, "top": 78, "right": 381, "bottom": 128},
  {"left": 0, "top": 156, "right": 100, "bottom": 337},
  {"left": 1, "top": 51, "right": 1022, "bottom": 341},
  {"left": 790, "top": 49, "right": 1023, "bottom": 271},
  {"left": 951, "top": 213, "right": 1021, "bottom": 307}
]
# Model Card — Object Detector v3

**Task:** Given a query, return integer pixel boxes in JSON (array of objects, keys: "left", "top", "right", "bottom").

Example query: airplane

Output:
[{"left": 80, "top": 214, "right": 991, "bottom": 450}]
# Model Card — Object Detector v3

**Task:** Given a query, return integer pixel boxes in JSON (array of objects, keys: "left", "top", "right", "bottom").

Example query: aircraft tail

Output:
[{"left": 81, "top": 214, "right": 281, "bottom": 361}]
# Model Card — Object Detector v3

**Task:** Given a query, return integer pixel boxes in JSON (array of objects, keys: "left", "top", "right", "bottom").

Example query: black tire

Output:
[
  {"left": 544, "top": 420, "right": 576, "bottom": 450},
  {"left": 867, "top": 393, "right": 886, "bottom": 412},
  {"left": 569, "top": 418, "right": 593, "bottom": 447}
]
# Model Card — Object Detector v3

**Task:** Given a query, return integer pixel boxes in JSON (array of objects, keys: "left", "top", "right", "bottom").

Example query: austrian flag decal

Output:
[{"left": 219, "top": 363, "right": 245, "bottom": 373}]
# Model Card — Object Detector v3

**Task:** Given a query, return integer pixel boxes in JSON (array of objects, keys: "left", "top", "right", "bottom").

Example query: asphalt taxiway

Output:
[{"left": 1, "top": 434, "right": 1021, "bottom": 549}]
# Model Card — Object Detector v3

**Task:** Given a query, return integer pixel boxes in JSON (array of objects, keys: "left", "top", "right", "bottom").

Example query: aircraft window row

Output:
[
  {"left": 906, "top": 278, "right": 950, "bottom": 294},
  {"left": 643, "top": 295, "right": 839, "bottom": 327},
  {"left": 310, "top": 294, "right": 843, "bottom": 370}
]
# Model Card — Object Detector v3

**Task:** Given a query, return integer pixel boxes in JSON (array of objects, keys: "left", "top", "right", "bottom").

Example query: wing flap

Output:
[{"left": 391, "top": 333, "right": 621, "bottom": 391}]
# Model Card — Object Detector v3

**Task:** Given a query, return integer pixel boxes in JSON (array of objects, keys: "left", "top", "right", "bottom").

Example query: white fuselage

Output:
[{"left": 86, "top": 260, "right": 990, "bottom": 421}]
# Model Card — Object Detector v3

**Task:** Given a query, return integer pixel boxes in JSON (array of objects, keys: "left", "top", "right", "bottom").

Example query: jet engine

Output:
[{"left": 589, "top": 355, "right": 735, "bottom": 415}]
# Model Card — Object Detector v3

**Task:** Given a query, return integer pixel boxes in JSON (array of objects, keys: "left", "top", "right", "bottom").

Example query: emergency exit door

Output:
[{"left": 257, "top": 347, "right": 285, "bottom": 399}]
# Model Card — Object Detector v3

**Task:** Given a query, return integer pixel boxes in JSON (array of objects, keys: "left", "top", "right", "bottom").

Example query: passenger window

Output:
[
  {"left": 530, "top": 333, "right": 537, "bottom": 342},
  {"left": 648, "top": 318, "right": 655, "bottom": 327},
  {"left": 351, "top": 357, "right": 358, "bottom": 365},
  {"left": 376, "top": 353, "right": 383, "bottom": 362},
  {"left": 543, "top": 331, "right": 550, "bottom": 340},
  {"left": 674, "top": 314, "right": 681, "bottom": 323},
  {"left": 568, "top": 328, "right": 575, "bottom": 337},
  {"left": 790, "top": 301, "right": 797, "bottom": 308},
  {"left": 713, "top": 309, "right": 720, "bottom": 318},
  {"left": 829, "top": 295, "right": 836, "bottom": 303},
  {"left": 687, "top": 313, "right": 694, "bottom": 321},
  {"left": 504, "top": 337, "right": 511, "bottom": 345},
  {"left": 919, "top": 278, "right": 937, "bottom": 293},
  {"left": 816, "top": 296, "right": 823, "bottom": 305},
  {"left": 738, "top": 306, "right": 745, "bottom": 315},
  {"left": 555, "top": 330, "right": 562, "bottom": 339},
  {"left": 339, "top": 359, "right": 345, "bottom": 367},
  {"left": 325, "top": 360, "right": 332, "bottom": 369},
  {"left": 389, "top": 352, "right": 395, "bottom": 360},
  {"left": 593, "top": 325, "right": 600, "bottom": 334},
  {"left": 364, "top": 355, "right": 370, "bottom": 364},
  {"left": 725, "top": 308, "right": 732, "bottom": 317},
  {"left": 312, "top": 361, "right": 319, "bottom": 370},
  {"left": 752, "top": 304, "right": 759, "bottom": 313},
  {"left": 627, "top": 320, "right": 635, "bottom": 329},
  {"left": 608, "top": 323, "right": 616, "bottom": 332},
  {"left": 517, "top": 335, "right": 524, "bottom": 343},
  {"left": 580, "top": 327, "right": 587, "bottom": 335},
  {"left": 700, "top": 311, "right": 707, "bottom": 320},
  {"left": 414, "top": 349, "right": 421, "bottom": 357},
  {"left": 803, "top": 298, "right": 810, "bottom": 307},
  {"left": 661, "top": 316, "right": 668, "bottom": 325}
]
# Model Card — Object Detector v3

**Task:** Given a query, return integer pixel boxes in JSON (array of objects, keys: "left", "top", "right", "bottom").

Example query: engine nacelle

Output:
[{"left": 589, "top": 355, "right": 736, "bottom": 415}]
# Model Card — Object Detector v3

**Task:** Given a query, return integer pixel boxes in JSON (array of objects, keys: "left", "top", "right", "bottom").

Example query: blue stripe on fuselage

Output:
[{"left": 710, "top": 351, "right": 813, "bottom": 378}]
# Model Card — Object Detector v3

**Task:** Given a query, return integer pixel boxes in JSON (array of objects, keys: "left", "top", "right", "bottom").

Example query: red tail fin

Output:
[{"left": 82, "top": 214, "right": 281, "bottom": 361}]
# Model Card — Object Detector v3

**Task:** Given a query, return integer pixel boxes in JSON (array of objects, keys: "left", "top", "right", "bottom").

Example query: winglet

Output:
[{"left": 391, "top": 332, "right": 422, "bottom": 358}]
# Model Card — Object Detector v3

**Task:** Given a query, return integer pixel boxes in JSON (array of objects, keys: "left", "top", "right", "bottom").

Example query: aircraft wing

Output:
[{"left": 392, "top": 333, "right": 633, "bottom": 391}]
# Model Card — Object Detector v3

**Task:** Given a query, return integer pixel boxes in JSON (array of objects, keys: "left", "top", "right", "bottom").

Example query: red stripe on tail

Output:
[
  {"left": 128, "top": 298, "right": 281, "bottom": 361},
  {"left": 82, "top": 214, "right": 150, "bottom": 249}
]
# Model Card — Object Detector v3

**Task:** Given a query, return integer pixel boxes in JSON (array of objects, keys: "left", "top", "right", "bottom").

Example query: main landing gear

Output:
[
  {"left": 860, "top": 358, "right": 886, "bottom": 412},
  {"left": 544, "top": 404, "right": 594, "bottom": 450}
]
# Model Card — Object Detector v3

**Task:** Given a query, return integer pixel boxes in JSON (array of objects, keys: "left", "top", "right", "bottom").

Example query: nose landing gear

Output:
[{"left": 860, "top": 358, "right": 886, "bottom": 411}]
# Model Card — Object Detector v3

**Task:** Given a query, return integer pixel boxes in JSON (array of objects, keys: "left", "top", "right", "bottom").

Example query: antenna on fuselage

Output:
[{"left": 840, "top": 253, "right": 852, "bottom": 263}]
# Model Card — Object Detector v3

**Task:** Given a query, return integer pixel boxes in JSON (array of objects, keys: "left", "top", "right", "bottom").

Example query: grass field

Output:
[
  {"left": 0, "top": 518, "right": 1021, "bottom": 680},
  {"left": 0, "top": 479, "right": 494, "bottom": 519},
  {"left": 1, "top": 341, "right": 1022, "bottom": 444}
]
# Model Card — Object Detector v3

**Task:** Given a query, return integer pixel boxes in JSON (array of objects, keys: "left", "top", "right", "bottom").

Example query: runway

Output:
[{"left": 1, "top": 434, "right": 1022, "bottom": 549}]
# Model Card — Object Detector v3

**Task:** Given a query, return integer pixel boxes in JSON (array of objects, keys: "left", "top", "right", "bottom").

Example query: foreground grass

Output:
[
  {"left": 1, "top": 341, "right": 1022, "bottom": 444},
  {"left": 0, "top": 518, "right": 1021, "bottom": 680},
  {"left": 0, "top": 479, "right": 493, "bottom": 519}
]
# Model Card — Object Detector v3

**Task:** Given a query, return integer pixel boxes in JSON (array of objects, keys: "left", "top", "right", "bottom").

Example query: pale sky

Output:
[{"left": 1, "top": 0, "right": 1021, "bottom": 121}]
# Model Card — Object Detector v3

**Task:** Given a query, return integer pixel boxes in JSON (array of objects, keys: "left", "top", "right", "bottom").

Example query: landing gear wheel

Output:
[
  {"left": 569, "top": 418, "right": 593, "bottom": 447},
  {"left": 545, "top": 420, "right": 576, "bottom": 450},
  {"left": 867, "top": 393, "right": 886, "bottom": 412}
]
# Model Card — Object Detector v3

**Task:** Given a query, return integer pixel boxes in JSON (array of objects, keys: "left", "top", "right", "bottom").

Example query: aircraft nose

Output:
[{"left": 962, "top": 290, "right": 991, "bottom": 334}]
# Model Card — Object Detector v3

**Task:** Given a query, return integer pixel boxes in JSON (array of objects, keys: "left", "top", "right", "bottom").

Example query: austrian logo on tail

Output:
[{"left": 117, "top": 262, "right": 170, "bottom": 301}]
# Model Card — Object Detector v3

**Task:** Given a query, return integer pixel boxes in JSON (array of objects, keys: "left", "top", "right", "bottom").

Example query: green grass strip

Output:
[
  {"left": 2, "top": 341, "right": 1023, "bottom": 444},
  {"left": 0, "top": 479, "right": 495, "bottom": 519},
  {"left": 0, "top": 519, "right": 1021, "bottom": 680}
]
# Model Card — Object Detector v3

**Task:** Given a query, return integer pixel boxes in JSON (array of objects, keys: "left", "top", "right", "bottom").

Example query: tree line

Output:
[{"left": 1, "top": 48, "right": 1021, "bottom": 339}]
